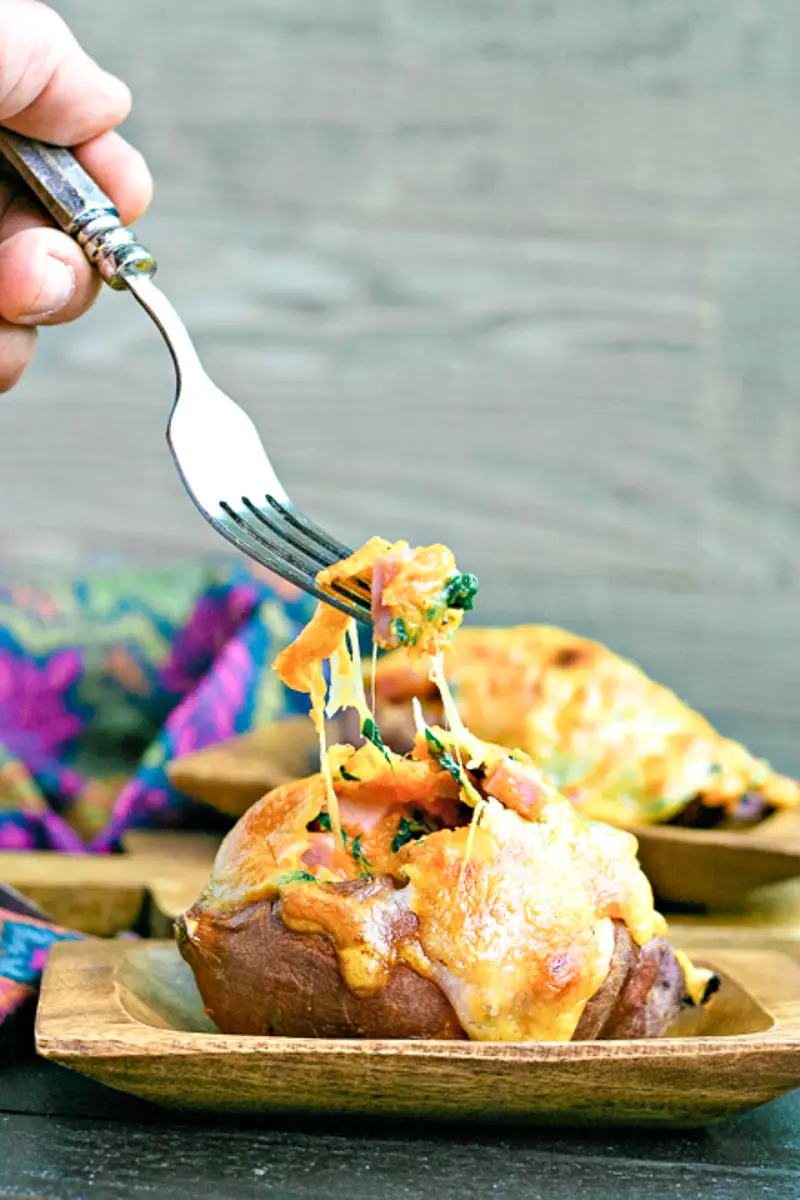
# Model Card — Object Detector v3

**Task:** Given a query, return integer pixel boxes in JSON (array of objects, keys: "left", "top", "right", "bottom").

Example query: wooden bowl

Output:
[
  {"left": 167, "top": 719, "right": 318, "bottom": 819},
  {"left": 0, "top": 833, "right": 220, "bottom": 936},
  {"left": 35, "top": 936, "right": 800, "bottom": 1127},
  {"left": 631, "top": 809, "right": 800, "bottom": 908}
]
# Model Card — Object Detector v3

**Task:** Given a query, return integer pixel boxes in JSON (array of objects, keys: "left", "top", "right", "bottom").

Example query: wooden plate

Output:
[
  {"left": 34, "top": 937, "right": 800, "bottom": 1127},
  {"left": 167, "top": 719, "right": 317, "bottom": 819},
  {"left": 631, "top": 809, "right": 800, "bottom": 908},
  {"left": 0, "top": 832, "right": 220, "bottom": 936}
]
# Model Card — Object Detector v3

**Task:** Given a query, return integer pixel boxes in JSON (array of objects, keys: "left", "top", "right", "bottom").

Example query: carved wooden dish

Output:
[
  {"left": 631, "top": 809, "right": 800, "bottom": 907},
  {"left": 0, "top": 832, "right": 220, "bottom": 936},
  {"left": 35, "top": 938, "right": 800, "bottom": 1127},
  {"left": 167, "top": 719, "right": 317, "bottom": 819}
]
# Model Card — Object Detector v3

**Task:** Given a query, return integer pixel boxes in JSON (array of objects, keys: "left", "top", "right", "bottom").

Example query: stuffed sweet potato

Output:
[
  {"left": 366, "top": 626, "right": 800, "bottom": 831},
  {"left": 177, "top": 728, "right": 716, "bottom": 1043}
]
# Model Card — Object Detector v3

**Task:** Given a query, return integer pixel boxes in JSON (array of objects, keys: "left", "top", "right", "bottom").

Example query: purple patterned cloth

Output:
[{"left": 0, "top": 561, "right": 314, "bottom": 1046}]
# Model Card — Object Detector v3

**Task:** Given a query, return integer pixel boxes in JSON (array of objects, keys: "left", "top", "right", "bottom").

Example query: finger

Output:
[
  {"left": 0, "top": 0, "right": 131, "bottom": 145},
  {"left": 0, "top": 226, "right": 101, "bottom": 326},
  {"left": 75, "top": 131, "right": 153, "bottom": 224},
  {"left": 0, "top": 318, "right": 36, "bottom": 392},
  {"left": 0, "top": 131, "right": 152, "bottom": 262},
  {"left": 0, "top": 132, "right": 154, "bottom": 229}
]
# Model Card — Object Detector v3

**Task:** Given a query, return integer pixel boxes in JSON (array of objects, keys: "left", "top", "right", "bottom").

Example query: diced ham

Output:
[
  {"left": 302, "top": 833, "right": 337, "bottom": 871},
  {"left": 371, "top": 550, "right": 410, "bottom": 647},
  {"left": 483, "top": 759, "right": 555, "bottom": 820}
]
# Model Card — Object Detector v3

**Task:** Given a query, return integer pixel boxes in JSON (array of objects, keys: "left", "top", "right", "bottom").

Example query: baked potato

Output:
[
  {"left": 364, "top": 626, "right": 799, "bottom": 831},
  {"left": 177, "top": 727, "right": 717, "bottom": 1043}
]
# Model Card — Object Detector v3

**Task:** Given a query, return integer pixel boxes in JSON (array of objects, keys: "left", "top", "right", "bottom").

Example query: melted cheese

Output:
[
  {"left": 200, "top": 712, "right": 714, "bottom": 1040},
  {"left": 375, "top": 625, "right": 800, "bottom": 825},
  {"left": 245, "top": 541, "right": 717, "bottom": 1042},
  {"left": 275, "top": 539, "right": 475, "bottom": 844},
  {"left": 675, "top": 950, "right": 713, "bottom": 1007},
  {"left": 402, "top": 799, "right": 621, "bottom": 1040},
  {"left": 326, "top": 622, "right": 372, "bottom": 726}
]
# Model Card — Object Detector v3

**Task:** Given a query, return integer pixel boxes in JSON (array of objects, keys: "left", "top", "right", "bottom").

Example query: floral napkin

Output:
[{"left": 0, "top": 561, "right": 314, "bottom": 1052}]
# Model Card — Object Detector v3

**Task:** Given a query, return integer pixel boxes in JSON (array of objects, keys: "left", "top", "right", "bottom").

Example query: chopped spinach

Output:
[
  {"left": 315, "top": 811, "right": 332, "bottom": 831},
  {"left": 362, "top": 716, "right": 391, "bottom": 761},
  {"left": 274, "top": 869, "right": 317, "bottom": 888},
  {"left": 424, "top": 727, "right": 463, "bottom": 784},
  {"left": 350, "top": 833, "right": 372, "bottom": 875},
  {"left": 443, "top": 572, "right": 479, "bottom": 612},
  {"left": 392, "top": 810, "right": 434, "bottom": 853},
  {"left": 425, "top": 727, "right": 446, "bottom": 755},
  {"left": 393, "top": 617, "right": 410, "bottom": 646}
]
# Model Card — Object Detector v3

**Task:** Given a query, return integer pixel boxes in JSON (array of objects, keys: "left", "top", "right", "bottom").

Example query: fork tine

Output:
[
  {"left": 243, "top": 498, "right": 372, "bottom": 602},
  {"left": 267, "top": 498, "right": 355, "bottom": 562},
  {"left": 215, "top": 507, "right": 371, "bottom": 626},
  {"left": 234, "top": 500, "right": 372, "bottom": 612},
  {"left": 268, "top": 500, "right": 374, "bottom": 599}
]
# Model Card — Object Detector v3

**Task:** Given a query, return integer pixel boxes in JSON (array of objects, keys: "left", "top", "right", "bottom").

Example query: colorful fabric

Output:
[{"left": 0, "top": 560, "right": 315, "bottom": 1048}]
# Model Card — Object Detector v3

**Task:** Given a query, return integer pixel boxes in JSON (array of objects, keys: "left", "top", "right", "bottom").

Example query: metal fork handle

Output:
[{"left": 0, "top": 129, "right": 157, "bottom": 290}]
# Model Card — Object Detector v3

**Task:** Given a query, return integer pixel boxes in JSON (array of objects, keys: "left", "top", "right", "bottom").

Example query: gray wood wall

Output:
[{"left": 1, "top": 1, "right": 799, "bottom": 773}]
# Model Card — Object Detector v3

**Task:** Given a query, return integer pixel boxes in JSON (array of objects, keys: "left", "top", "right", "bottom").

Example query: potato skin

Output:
[
  {"left": 573, "top": 922, "right": 637, "bottom": 1040},
  {"left": 177, "top": 884, "right": 689, "bottom": 1042},
  {"left": 176, "top": 896, "right": 467, "bottom": 1040},
  {"left": 597, "top": 935, "right": 687, "bottom": 1040},
  {"left": 666, "top": 792, "right": 772, "bottom": 830}
]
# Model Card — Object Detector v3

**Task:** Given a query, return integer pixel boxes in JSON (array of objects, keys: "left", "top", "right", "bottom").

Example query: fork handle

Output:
[{"left": 0, "top": 128, "right": 157, "bottom": 291}]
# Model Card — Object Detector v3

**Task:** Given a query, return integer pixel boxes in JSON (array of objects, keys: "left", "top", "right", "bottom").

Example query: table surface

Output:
[{"left": 2, "top": 1055, "right": 800, "bottom": 1200}]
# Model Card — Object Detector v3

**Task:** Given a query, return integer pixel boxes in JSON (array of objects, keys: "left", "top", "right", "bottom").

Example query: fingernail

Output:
[{"left": 19, "top": 259, "right": 75, "bottom": 323}]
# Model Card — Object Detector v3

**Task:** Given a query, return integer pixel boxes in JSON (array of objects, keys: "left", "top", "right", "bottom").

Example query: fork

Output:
[{"left": 0, "top": 130, "right": 372, "bottom": 625}]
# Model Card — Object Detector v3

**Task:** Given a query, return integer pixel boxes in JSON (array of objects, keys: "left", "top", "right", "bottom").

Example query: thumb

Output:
[{"left": 0, "top": 0, "right": 131, "bottom": 146}]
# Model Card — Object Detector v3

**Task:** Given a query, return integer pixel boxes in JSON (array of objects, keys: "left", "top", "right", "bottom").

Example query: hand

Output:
[{"left": 0, "top": 0, "right": 152, "bottom": 391}]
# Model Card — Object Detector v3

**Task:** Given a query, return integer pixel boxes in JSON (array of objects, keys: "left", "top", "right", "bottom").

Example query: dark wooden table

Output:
[{"left": 2, "top": 1055, "right": 799, "bottom": 1199}]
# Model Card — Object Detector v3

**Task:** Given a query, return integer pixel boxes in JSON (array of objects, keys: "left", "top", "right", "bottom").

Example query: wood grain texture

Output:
[
  {"left": 631, "top": 809, "right": 800, "bottom": 907},
  {"left": 166, "top": 718, "right": 318, "bottom": 818},
  {"left": 33, "top": 938, "right": 800, "bottom": 1127},
  {"left": 0, "top": 833, "right": 220, "bottom": 935},
  {"left": 5, "top": 1094, "right": 800, "bottom": 1200},
  {"left": 0, "top": 1, "right": 797, "bottom": 781}
]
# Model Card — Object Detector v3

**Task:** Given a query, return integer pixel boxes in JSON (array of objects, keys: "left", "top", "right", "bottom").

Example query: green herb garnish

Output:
[
  {"left": 362, "top": 716, "right": 391, "bottom": 762},
  {"left": 444, "top": 572, "right": 479, "bottom": 612},
  {"left": 315, "top": 811, "right": 332, "bottom": 831},
  {"left": 350, "top": 833, "right": 372, "bottom": 875},
  {"left": 424, "top": 727, "right": 463, "bottom": 784},
  {"left": 274, "top": 869, "right": 317, "bottom": 888},
  {"left": 393, "top": 617, "right": 410, "bottom": 646},
  {"left": 392, "top": 810, "right": 434, "bottom": 853},
  {"left": 339, "top": 767, "right": 360, "bottom": 782}
]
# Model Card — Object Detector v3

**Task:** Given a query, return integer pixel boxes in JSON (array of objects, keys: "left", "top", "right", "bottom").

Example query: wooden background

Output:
[{"left": 0, "top": 1, "right": 798, "bottom": 773}]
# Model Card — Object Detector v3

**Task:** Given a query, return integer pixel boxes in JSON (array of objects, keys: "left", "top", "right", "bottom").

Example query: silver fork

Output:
[{"left": 0, "top": 130, "right": 372, "bottom": 625}]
